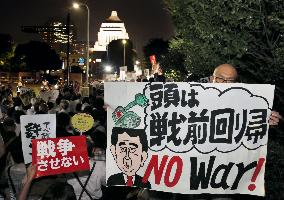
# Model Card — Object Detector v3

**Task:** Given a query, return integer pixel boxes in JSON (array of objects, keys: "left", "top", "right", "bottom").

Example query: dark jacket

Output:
[{"left": 107, "top": 173, "right": 151, "bottom": 189}]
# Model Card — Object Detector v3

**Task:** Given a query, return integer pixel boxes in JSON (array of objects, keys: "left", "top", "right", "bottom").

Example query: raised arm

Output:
[{"left": 17, "top": 164, "right": 37, "bottom": 200}]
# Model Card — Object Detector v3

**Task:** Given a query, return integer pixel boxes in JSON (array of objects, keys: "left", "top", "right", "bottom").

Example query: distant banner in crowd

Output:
[
  {"left": 21, "top": 114, "right": 56, "bottom": 164},
  {"left": 71, "top": 113, "right": 94, "bottom": 133},
  {"left": 18, "top": 86, "right": 31, "bottom": 94},
  {"left": 80, "top": 87, "right": 90, "bottom": 97},
  {"left": 105, "top": 82, "right": 275, "bottom": 196},
  {"left": 150, "top": 55, "right": 157, "bottom": 65},
  {"left": 19, "top": 89, "right": 35, "bottom": 106},
  {"left": 39, "top": 90, "right": 59, "bottom": 102},
  {"left": 32, "top": 136, "right": 90, "bottom": 178}
]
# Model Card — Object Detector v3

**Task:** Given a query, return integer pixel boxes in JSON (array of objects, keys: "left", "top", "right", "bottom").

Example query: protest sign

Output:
[
  {"left": 39, "top": 90, "right": 59, "bottom": 103},
  {"left": 71, "top": 113, "right": 94, "bottom": 133},
  {"left": 49, "top": 89, "right": 59, "bottom": 102},
  {"left": 19, "top": 89, "right": 35, "bottom": 106},
  {"left": 81, "top": 87, "right": 90, "bottom": 97},
  {"left": 21, "top": 114, "right": 56, "bottom": 164},
  {"left": 32, "top": 136, "right": 90, "bottom": 178},
  {"left": 18, "top": 86, "right": 31, "bottom": 94},
  {"left": 105, "top": 82, "right": 275, "bottom": 196},
  {"left": 39, "top": 90, "right": 49, "bottom": 102},
  {"left": 150, "top": 55, "right": 157, "bottom": 65}
]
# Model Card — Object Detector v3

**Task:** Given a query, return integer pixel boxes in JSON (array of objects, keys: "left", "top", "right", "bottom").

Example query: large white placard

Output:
[
  {"left": 105, "top": 82, "right": 274, "bottom": 196},
  {"left": 20, "top": 114, "right": 56, "bottom": 164}
]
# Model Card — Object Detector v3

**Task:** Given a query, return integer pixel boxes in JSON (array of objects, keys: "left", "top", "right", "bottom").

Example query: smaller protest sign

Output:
[
  {"left": 150, "top": 55, "right": 157, "bottom": 65},
  {"left": 21, "top": 114, "right": 56, "bottom": 164},
  {"left": 39, "top": 90, "right": 50, "bottom": 102},
  {"left": 71, "top": 113, "right": 94, "bottom": 133},
  {"left": 49, "top": 90, "right": 59, "bottom": 102},
  {"left": 19, "top": 90, "right": 35, "bottom": 106},
  {"left": 32, "top": 136, "right": 90, "bottom": 178},
  {"left": 81, "top": 87, "right": 89, "bottom": 97},
  {"left": 19, "top": 87, "right": 31, "bottom": 94},
  {"left": 39, "top": 90, "right": 59, "bottom": 103}
]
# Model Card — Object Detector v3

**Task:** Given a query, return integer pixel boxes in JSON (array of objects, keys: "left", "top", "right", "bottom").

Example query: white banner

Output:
[
  {"left": 105, "top": 82, "right": 275, "bottom": 196},
  {"left": 39, "top": 90, "right": 59, "bottom": 103},
  {"left": 20, "top": 114, "right": 56, "bottom": 164},
  {"left": 19, "top": 87, "right": 31, "bottom": 94}
]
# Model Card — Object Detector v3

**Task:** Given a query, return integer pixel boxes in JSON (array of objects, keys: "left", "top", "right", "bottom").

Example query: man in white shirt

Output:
[{"left": 67, "top": 136, "right": 106, "bottom": 200}]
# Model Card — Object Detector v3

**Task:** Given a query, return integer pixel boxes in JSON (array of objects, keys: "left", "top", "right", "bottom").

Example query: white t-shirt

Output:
[
  {"left": 67, "top": 159, "right": 106, "bottom": 200},
  {"left": 26, "top": 107, "right": 35, "bottom": 115}
]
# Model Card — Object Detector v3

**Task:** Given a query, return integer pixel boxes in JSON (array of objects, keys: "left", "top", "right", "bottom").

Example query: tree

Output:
[
  {"left": 12, "top": 41, "right": 62, "bottom": 72},
  {"left": 160, "top": 50, "right": 187, "bottom": 81},
  {"left": 0, "top": 34, "right": 15, "bottom": 71},
  {"left": 164, "top": 0, "right": 284, "bottom": 82},
  {"left": 164, "top": 0, "right": 284, "bottom": 197},
  {"left": 143, "top": 38, "right": 169, "bottom": 69},
  {"left": 107, "top": 39, "right": 136, "bottom": 72},
  {"left": 164, "top": 0, "right": 284, "bottom": 122}
]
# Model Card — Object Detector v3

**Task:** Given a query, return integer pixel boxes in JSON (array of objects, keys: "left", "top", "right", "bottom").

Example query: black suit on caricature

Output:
[{"left": 107, "top": 173, "right": 151, "bottom": 189}]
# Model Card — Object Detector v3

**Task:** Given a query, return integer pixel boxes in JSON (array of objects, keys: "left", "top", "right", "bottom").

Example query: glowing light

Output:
[
  {"left": 73, "top": 3, "right": 80, "bottom": 9},
  {"left": 105, "top": 65, "right": 112, "bottom": 72}
]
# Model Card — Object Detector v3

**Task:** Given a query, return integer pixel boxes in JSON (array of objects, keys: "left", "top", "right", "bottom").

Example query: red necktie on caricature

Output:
[{"left": 126, "top": 176, "right": 133, "bottom": 187}]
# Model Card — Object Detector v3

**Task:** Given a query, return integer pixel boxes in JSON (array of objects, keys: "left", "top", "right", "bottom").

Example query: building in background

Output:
[
  {"left": 91, "top": 11, "right": 129, "bottom": 52},
  {"left": 40, "top": 18, "right": 77, "bottom": 54},
  {"left": 90, "top": 11, "right": 131, "bottom": 79},
  {"left": 73, "top": 41, "right": 95, "bottom": 54}
]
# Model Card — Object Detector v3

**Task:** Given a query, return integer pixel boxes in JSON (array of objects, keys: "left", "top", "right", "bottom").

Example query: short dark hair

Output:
[
  {"left": 83, "top": 105, "right": 93, "bottom": 114},
  {"left": 90, "top": 129, "right": 107, "bottom": 150},
  {"left": 47, "top": 102, "right": 54, "bottom": 110},
  {"left": 7, "top": 137, "right": 24, "bottom": 163},
  {"left": 111, "top": 127, "right": 148, "bottom": 152},
  {"left": 57, "top": 112, "right": 70, "bottom": 128},
  {"left": 56, "top": 97, "right": 62, "bottom": 106},
  {"left": 75, "top": 103, "right": 82, "bottom": 112},
  {"left": 82, "top": 97, "right": 89, "bottom": 104},
  {"left": 13, "top": 110, "right": 25, "bottom": 124}
]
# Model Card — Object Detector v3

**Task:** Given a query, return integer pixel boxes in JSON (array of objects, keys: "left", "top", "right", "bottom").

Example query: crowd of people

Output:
[
  {"left": 0, "top": 64, "right": 283, "bottom": 200},
  {"left": 0, "top": 83, "right": 111, "bottom": 200}
]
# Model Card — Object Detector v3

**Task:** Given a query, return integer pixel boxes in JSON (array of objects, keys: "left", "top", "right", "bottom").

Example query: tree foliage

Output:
[
  {"left": 143, "top": 38, "right": 187, "bottom": 80},
  {"left": 12, "top": 41, "right": 62, "bottom": 72},
  {"left": 143, "top": 38, "right": 169, "bottom": 69},
  {"left": 107, "top": 39, "right": 136, "bottom": 72},
  {"left": 160, "top": 50, "right": 187, "bottom": 81},
  {"left": 164, "top": 0, "right": 284, "bottom": 84},
  {"left": 0, "top": 34, "right": 15, "bottom": 70},
  {"left": 164, "top": 0, "right": 284, "bottom": 197}
]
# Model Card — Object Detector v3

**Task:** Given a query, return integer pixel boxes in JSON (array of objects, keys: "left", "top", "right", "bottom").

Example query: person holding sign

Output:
[
  {"left": 107, "top": 127, "right": 151, "bottom": 189},
  {"left": 17, "top": 164, "right": 37, "bottom": 200},
  {"left": 180, "top": 64, "right": 282, "bottom": 200},
  {"left": 67, "top": 135, "right": 106, "bottom": 200},
  {"left": 211, "top": 64, "right": 282, "bottom": 126}
]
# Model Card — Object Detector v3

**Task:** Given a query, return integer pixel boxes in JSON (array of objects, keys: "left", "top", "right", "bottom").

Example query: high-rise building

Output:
[
  {"left": 40, "top": 19, "right": 77, "bottom": 54},
  {"left": 91, "top": 11, "right": 129, "bottom": 52}
]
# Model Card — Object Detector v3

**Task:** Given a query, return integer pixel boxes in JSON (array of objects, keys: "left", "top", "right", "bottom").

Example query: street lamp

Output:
[
  {"left": 122, "top": 39, "right": 127, "bottom": 66},
  {"left": 105, "top": 65, "right": 112, "bottom": 72},
  {"left": 73, "top": 2, "right": 90, "bottom": 85}
]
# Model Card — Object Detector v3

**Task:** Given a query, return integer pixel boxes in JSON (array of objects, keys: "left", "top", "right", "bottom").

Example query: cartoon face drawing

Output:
[{"left": 110, "top": 128, "right": 148, "bottom": 176}]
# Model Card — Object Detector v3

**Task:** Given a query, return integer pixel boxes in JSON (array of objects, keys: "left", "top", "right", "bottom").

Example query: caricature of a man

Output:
[{"left": 107, "top": 127, "right": 151, "bottom": 189}]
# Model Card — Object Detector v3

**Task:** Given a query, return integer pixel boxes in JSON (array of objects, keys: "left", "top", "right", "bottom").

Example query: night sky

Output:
[{"left": 0, "top": 0, "right": 175, "bottom": 57}]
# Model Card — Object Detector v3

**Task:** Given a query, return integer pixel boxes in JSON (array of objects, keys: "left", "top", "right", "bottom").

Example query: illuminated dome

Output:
[
  {"left": 105, "top": 11, "right": 122, "bottom": 22},
  {"left": 92, "top": 11, "right": 129, "bottom": 52}
]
